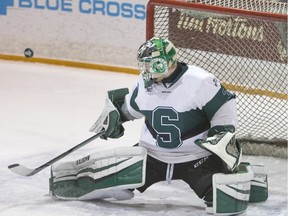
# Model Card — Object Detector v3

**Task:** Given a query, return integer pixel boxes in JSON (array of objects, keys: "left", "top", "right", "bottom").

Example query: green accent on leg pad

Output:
[
  {"left": 51, "top": 161, "right": 144, "bottom": 199},
  {"left": 216, "top": 189, "right": 249, "bottom": 214},
  {"left": 249, "top": 184, "right": 268, "bottom": 203}
]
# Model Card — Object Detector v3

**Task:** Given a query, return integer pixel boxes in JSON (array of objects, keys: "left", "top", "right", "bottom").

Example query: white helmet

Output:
[{"left": 137, "top": 37, "right": 177, "bottom": 88}]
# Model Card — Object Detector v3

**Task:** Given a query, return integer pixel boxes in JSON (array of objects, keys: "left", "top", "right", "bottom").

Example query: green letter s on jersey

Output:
[{"left": 152, "top": 107, "right": 182, "bottom": 149}]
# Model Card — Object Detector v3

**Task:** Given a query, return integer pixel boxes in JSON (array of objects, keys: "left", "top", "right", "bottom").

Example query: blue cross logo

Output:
[{"left": 0, "top": 0, "right": 14, "bottom": 16}]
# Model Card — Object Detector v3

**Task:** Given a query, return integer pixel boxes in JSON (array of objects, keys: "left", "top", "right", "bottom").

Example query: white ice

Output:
[{"left": 0, "top": 60, "right": 287, "bottom": 216}]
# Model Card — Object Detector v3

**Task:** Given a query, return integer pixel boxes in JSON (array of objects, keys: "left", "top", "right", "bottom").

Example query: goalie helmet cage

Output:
[{"left": 146, "top": 0, "right": 287, "bottom": 158}]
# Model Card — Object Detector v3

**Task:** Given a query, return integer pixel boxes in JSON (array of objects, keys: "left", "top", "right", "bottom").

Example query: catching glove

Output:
[{"left": 195, "top": 130, "right": 242, "bottom": 171}]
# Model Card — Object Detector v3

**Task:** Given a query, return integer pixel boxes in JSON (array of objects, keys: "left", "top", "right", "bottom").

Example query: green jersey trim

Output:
[
  {"left": 203, "top": 85, "right": 236, "bottom": 121},
  {"left": 162, "top": 62, "right": 188, "bottom": 88},
  {"left": 130, "top": 84, "right": 141, "bottom": 113}
]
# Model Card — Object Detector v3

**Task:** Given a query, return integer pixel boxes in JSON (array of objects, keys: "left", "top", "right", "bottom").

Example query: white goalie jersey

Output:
[{"left": 123, "top": 63, "right": 238, "bottom": 163}]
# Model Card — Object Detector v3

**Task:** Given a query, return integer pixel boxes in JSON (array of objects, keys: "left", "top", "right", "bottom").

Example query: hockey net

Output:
[{"left": 146, "top": 0, "right": 287, "bottom": 158}]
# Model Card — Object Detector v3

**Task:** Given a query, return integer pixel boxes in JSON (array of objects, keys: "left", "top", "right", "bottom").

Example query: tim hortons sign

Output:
[{"left": 168, "top": 10, "right": 287, "bottom": 64}]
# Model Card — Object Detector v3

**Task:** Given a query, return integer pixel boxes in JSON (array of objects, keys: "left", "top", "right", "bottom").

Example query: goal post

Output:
[{"left": 146, "top": 0, "right": 287, "bottom": 158}]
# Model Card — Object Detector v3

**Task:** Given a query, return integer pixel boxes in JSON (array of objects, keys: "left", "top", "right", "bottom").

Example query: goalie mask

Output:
[{"left": 137, "top": 37, "right": 177, "bottom": 88}]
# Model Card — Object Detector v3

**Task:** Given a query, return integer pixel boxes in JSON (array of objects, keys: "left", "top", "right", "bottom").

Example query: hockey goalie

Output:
[{"left": 49, "top": 37, "right": 268, "bottom": 215}]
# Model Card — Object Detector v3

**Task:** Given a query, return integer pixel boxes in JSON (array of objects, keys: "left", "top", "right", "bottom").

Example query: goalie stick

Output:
[{"left": 8, "top": 130, "right": 105, "bottom": 177}]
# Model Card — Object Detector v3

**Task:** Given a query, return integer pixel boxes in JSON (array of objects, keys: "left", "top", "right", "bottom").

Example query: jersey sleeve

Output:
[
  {"left": 121, "top": 76, "right": 144, "bottom": 120},
  {"left": 210, "top": 99, "right": 238, "bottom": 128},
  {"left": 196, "top": 75, "right": 236, "bottom": 121}
]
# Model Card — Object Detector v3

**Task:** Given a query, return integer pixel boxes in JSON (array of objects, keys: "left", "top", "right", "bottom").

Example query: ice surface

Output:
[{"left": 0, "top": 60, "right": 287, "bottom": 216}]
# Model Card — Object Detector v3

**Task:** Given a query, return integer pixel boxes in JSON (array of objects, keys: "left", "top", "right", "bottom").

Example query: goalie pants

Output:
[{"left": 136, "top": 154, "right": 231, "bottom": 199}]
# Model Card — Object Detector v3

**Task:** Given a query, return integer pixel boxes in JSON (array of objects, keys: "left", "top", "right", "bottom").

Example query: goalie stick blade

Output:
[
  {"left": 8, "top": 164, "right": 36, "bottom": 177},
  {"left": 7, "top": 131, "right": 105, "bottom": 177}
]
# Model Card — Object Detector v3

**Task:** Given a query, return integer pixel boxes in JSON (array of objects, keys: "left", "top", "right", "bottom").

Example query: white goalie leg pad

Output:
[
  {"left": 49, "top": 146, "right": 147, "bottom": 201},
  {"left": 249, "top": 164, "right": 268, "bottom": 203},
  {"left": 211, "top": 163, "right": 254, "bottom": 215}
]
